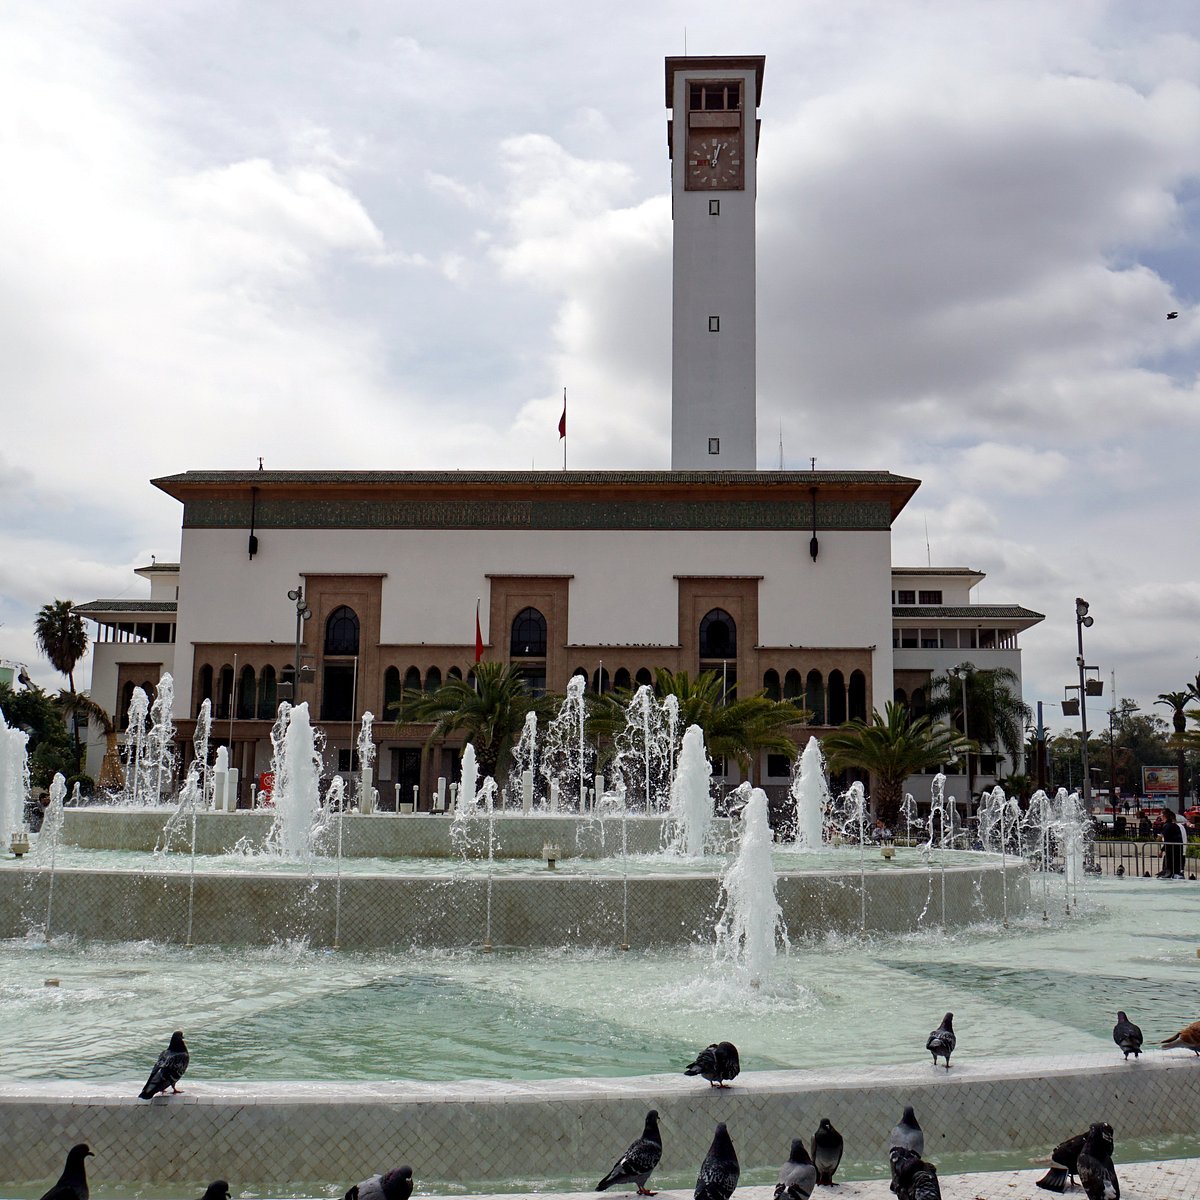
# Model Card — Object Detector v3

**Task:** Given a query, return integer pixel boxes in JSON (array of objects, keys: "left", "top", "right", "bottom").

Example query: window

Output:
[
  {"left": 383, "top": 667, "right": 402, "bottom": 716},
  {"left": 806, "top": 670, "right": 825, "bottom": 724},
  {"left": 763, "top": 669, "right": 780, "bottom": 700},
  {"left": 336, "top": 748, "right": 360, "bottom": 771},
  {"left": 900, "top": 628, "right": 918, "bottom": 648},
  {"left": 236, "top": 665, "right": 256, "bottom": 720},
  {"left": 324, "top": 606, "right": 360, "bottom": 656},
  {"left": 709, "top": 198, "right": 720, "bottom": 216},
  {"left": 689, "top": 81, "right": 741, "bottom": 111},
  {"left": 708, "top": 315, "right": 720, "bottom": 332},
  {"left": 920, "top": 630, "right": 940, "bottom": 649},
  {"left": 897, "top": 590, "right": 916, "bottom": 605},
  {"left": 424, "top": 667, "right": 442, "bottom": 693},
  {"left": 257, "top": 666, "right": 277, "bottom": 719},
  {"left": 783, "top": 668, "right": 802, "bottom": 700},
  {"left": 403, "top": 666, "right": 422, "bottom": 692},
  {"left": 510, "top": 607, "right": 547, "bottom": 657},
  {"left": 828, "top": 670, "right": 847, "bottom": 725},
  {"left": 849, "top": 670, "right": 867, "bottom": 722},
  {"left": 217, "top": 665, "right": 234, "bottom": 720},
  {"left": 979, "top": 629, "right": 996, "bottom": 649},
  {"left": 708, "top": 437, "right": 720, "bottom": 455},
  {"left": 321, "top": 663, "right": 355, "bottom": 720},
  {"left": 766, "top": 753, "right": 791, "bottom": 778},
  {"left": 514, "top": 665, "right": 546, "bottom": 696},
  {"left": 918, "top": 590, "right": 943, "bottom": 605},
  {"left": 635, "top": 667, "right": 653, "bottom": 687},
  {"left": 699, "top": 608, "right": 737, "bottom": 658},
  {"left": 592, "top": 667, "right": 610, "bottom": 694},
  {"left": 614, "top": 668, "right": 632, "bottom": 691}
]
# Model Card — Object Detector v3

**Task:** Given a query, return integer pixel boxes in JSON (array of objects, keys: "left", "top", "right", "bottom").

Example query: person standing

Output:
[{"left": 1160, "top": 808, "right": 1185, "bottom": 879}]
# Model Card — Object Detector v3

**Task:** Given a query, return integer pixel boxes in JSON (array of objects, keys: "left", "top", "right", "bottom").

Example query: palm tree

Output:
[
  {"left": 396, "top": 661, "right": 555, "bottom": 782},
  {"left": 1156, "top": 691, "right": 1189, "bottom": 814},
  {"left": 34, "top": 599, "right": 89, "bottom": 770},
  {"left": 822, "top": 702, "right": 971, "bottom": 827},
  {"left": 598, "top": 668, "right": 809, "bottom": 784},
  {"left": 57, "top": 692, "right": 123, "bottom": 791},
  {"left": 926, "top": 664, "right": 1030, "bottom": 795}
]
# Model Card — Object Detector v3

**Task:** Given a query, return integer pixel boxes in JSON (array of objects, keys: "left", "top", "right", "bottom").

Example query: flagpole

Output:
[{"left": 562, "top": 387, "right": 567, "bottom": 471}]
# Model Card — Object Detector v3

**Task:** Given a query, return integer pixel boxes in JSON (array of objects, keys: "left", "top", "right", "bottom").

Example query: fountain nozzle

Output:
[
  {"left": 10, "top": 829, "right": 30, "bottom": 857},
  {"left": 542, "top": 841, "right": 560, "bottom": 870}
]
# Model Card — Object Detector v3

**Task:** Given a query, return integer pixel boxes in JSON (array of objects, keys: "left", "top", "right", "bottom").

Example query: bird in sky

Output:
[
  {"left": 596, "top": 1109, "right": 662, "bottom": 1196},
  {"left": 139, "top": 1031, "right": 189, "bottom": 1100},
  {"left": 1167, "top": 311, "right": 1179, "bottom": 319}
]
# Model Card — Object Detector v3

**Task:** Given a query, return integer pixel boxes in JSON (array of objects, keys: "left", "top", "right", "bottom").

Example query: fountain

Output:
[
  {"left": 791, "top": 735, "right": 830, "bottom": 849},
  {"left": 540, "top": 674, "right": 592, "bottom": 811},
  {"left": 0, "top": 706, "right": 30, "bottom": 849},
  {"left": 666, "top": 723, "right": 712, "bottom": 855},
  {"left": 121, "top": 685, "right": 149, "bottom": 805},
  {"left": 507, "top": 710, "right": 538, "bottom": 811},
  {"left": 611, "top": 684, "right": 674, "bottom": 812},
  {"left": 355, "top": 712, "right": 376, "bottom": 813},
  {"left": 265, "top": 702, "right": 322, "bottom": 857}
]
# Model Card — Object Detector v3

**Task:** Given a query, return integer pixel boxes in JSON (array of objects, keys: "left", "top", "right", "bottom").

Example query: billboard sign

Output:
[{"left": 1142, "top": 766, "right": 1180, "bottom": 797}]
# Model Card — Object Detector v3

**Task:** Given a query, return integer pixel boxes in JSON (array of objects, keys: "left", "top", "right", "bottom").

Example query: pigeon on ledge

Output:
[
  {"left": 1035, "top": 1130, "right": 1089, "bottom": 1192},
  {"left": 889, "top": 1147, "right": 941, "bottom": 1200},
  {"left": 685, "top": 1041, "right": 741, "bottom": 1088},
  {"left": 343, "top": 1166, "right": 413, "bottom": 1200},
  {"left": 1077, "top": 1123, "right": 1119, "bottom": 1200},
  {"left": 925, "top": 1013, "right": 955, "bottom": 1069},
  {"left": 39, "top": 1144, "right": 93, "bottom": 1200},
  {"left": 1162, "top": 1019, "right": 1200, "bottom": 1055},
  {"left": 139, "top": 1031, "right": 189, "bottom": 1099},
  {"left": 774, "top": 1137, "right": 817, "bottom": 1200},
  {"left": 198, "top": 1184, "right": 230, "bottom": 1200},
  {"left": 889, "top": 1106, "right": 924, "bottom": 1157},
  {"left": 811, "top": 1118, "right": 844, "bottom": 1186},
  {"left": 694, "top": 1122, "right": 739, "bottom": 1200},
  {"left": 1112, "top": 1012, "right": 1143, "bottom": 1060},
  {"left": 596, "top": 1109, "right": 662, "bottom": 1195}
]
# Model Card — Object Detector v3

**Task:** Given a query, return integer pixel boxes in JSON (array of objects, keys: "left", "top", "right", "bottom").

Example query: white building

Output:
[{"left": 74, "top": 55, "right": 1042, "bottom": 811}]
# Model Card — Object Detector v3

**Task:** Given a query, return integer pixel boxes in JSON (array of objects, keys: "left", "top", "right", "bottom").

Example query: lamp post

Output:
[
  {"left": 1075, "top": 597, "right": 1094, "bottom": 812},
  {"left": 288, "top": 584, "right": 313, "bottom": 700},
  {"left": 948, "top": 663, "right": 972, "bottom": 817}
]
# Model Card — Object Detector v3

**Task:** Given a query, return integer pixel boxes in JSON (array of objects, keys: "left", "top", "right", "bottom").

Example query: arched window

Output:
[
  {"left": 197, "top": 665, "right": 214, "bottom": 716},
  {"left": 783, "top": 668, "right": 802, "bottom": 700},
  {"left": 447, "top": 666, "right": 463, "bottom": 681},
  {"left": 894, "top": 687, "right": 908, "bottom": 708},
  {"left": 571, "top": 667, "right": 588, "bottom": 689},
  {"left": 849, "top": 670, "right": 867, "bottom": 722},
  {"left": 257, "top": 666, "right": 277, "bottom": 719},
  {"left": 828, "top": 669, "right": 847, "bottom": 725},
  {"left": 236, "top": 665, "right": 256, "bottom": 720},
  {"left": 425, "top": 667, "right": 442, "bottom": 692},
  {"left": 404, "top": 666, "right": 422, "bottom": 692},
  {"left": 911, "top": 687, "right": 927, "bottom": 718},
  {"left": 510, "top": 607, "right": 547, "bottom": 657},
  {"left": 120, "top": 681, "right": 136, "bottom": 730},
  {"left": 613, "top": 667, "right": 632, "bottom": 691},
  {"left": 763, "top": 669, "right": 781, "bottom": 701},
  {"left": 324, "top": 606, "right": 360, "bottom": 656},
  {"left": 384, "top": 667, "right": 402, "bottom": 716},
  {"left": 280, "top": 664, "right": 296, "bottom": 701},
  {"left": 699, "top": 608, "right": 737, "bottom": 658},
  {"left": 635, "top": 667, "right": 653, "bottom": 687},
  {"left": 806, "top": 670, "right": 826, "bottom": 725},
  {"left": 592, "top": 667, "right": 610, "bottom": 694},
  {"left": 217, "top": 665, "right": 234, "bottom": 721}
]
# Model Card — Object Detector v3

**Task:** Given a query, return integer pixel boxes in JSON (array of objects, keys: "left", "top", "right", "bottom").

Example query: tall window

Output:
[
  {"left": 783, "top": 669, "right": 802, "bottom": 700},
  {"left": 324, "top": 606, "right": 360, "bottom": 656},
  {"left": 828, "top": 669, "right": 847, "bottom": 725},
  {"left": 849, "top": 670, "right": 867, "bottom": 722},
  {"left": 699, "top": 608, "right": 737, "bottom": 658},
  {"left": 806, "top": 670, "right": 826, "bottom": 725},
  {"left": 424, "top": 667, "right": 442, "bottom": 692},
  {"left": 236, "top": 665, "right": 256, "bottom": 720},
  {"left": 384, "top": 667, "right": 402, "bottom": 717},
  {"left": 510, "top": 607, "right": 547, "bottom": 657},
  {"left": 257, "top": 666, "right": 277, "bottom": 719},
  {"left": 763, "top": 669, "right": 781, "bottom": 701},
  {"left": 614, "top": 667, "right": 632, "bottom": 691}
]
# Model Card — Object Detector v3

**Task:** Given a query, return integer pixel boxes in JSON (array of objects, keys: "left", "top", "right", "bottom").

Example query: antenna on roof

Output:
[
  {"left": 778, "top": 421, "right": 784, "bottom": 470},
  {"left": 925, "top": 515, "right": 932, "bottom": 567}
]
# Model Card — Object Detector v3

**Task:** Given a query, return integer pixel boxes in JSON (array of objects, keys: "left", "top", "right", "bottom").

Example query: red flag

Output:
[
  {"left": 474, "top": 599, "right": 484, "bottom": 663},
  {"left": 558, "top": 401, "right": 566, "bottom": 439}
]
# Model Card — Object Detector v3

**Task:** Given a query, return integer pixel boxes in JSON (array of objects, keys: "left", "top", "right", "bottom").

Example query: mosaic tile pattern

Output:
[{"left": 1, "top": 1054, "right": 1196, "bottom": 1189}]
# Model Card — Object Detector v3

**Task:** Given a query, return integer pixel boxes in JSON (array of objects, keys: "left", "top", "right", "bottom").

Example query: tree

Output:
[
  {"left": 34, "top": 599, "right": 89, "bottom": 770},
  {"left": 822, "top": 702, "right": 971, "bottom": 827},
  {"left": 0, "top": 680, "right": 75, "bottom": 788},
  {"left": 57, "top": 692, "right": 123, "bottom": 791},
  {"left": 395, "top": 661, "right": 556, "bottom": 782},
  {"left": 926, "top": 664, "right": 1030, "bottom": 795},
  {"left": 591, "top": 668, "right": 809, "bottom": 784},
  {"left": 1157, "top": 691, "right": 1190, "bottom": 813}
]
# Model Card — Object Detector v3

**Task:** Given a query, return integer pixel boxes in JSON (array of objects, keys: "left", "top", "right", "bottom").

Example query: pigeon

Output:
[
  {"left": 889, "top": 1147, "right": 941, "bottom": 1200},
  {"left": 596, "top": 1109, "right": 662, "bottom": 1195},
  {"left": 694, "top": 1122, "right": 739, "bottom": 1200},
  {"left": 1167, "top": 311, "right": 1179, "bottom": 319},
  {"left": 889, "top": 1106, "right": 924, "bottom": 1157},
  {"left": 925, "top": 1013, "right": 955, "bottom": 1069},
  {"left": 684, "top": 1041, "right": 740, "bottom": 1088},
  {"left": 39, "top": 1144, "right": 94, "bottom": 1200},
  {"left": 811, "top": 1118, "right": 844, "bottom": 1186},
  {"left": 774, "top": 1137, "right": 817, "bottom": 1200},
  {"left": 1112, "top": 1011, "right": 1143, "bottom": 1060},
  {"left": 198, "top": 1185, "right": 230, "bottom": 1200},
  {"left": 1162, "top": 1019, "right": 1200, "bottom": 1055},
  {"left": 1076, "top": 1123, "right": 1119, "bottom": 1200},
  {"left": 1035, "top": 1130, "right": 1089, "bottom": 1192},
  {"left": 343, "top": 1166, "right": 414, "bottom": 1200},
  {"left": 139, "top": 1030, "right": 189, "bottom": 1099}
]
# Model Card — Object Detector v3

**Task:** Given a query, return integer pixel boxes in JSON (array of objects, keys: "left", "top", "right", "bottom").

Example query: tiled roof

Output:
[
  {"left": 892, "top": 567, "right": 984, "bottom": 576},
  {"left": 154, "top": 469, "right": 919, "bottom": 486},
  {"left": 73, "top": 600, "right": 177, "bottom": 615},
  {"left": 893, "top": 605, "right": 1044, "bottom": 621}
]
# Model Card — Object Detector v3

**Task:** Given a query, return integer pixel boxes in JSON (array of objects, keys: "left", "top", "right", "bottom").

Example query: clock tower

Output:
[{"left": 666, "top": 55, "right": 765, "bottom": 471}]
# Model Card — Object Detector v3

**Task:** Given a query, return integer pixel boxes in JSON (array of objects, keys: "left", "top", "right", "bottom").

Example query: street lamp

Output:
[
  {"left": 1075, "top": 597, "right": 1094, "bottom": 812},
  {"left": 948, "top": 663, "right": 972, "bottom": 817},
  {"left": 282, "top": 584, "right": 313, "bottom": 701}
]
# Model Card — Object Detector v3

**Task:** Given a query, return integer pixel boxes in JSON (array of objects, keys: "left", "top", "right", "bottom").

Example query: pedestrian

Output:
[
  {"left": 1137, "top": 815, "right": 1152, "bottom": 840},
  {"left": 1159, "top": 809, "right": 1185, "bottom": 879}
]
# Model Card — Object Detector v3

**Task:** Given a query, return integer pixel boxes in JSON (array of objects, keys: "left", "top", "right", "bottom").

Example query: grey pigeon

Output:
[
  {"left": 597, "top": 1109, "right": 662, "bottom": 1195},
  {"left": 695, "top": 1123, "right": 739, "bottom": 1200},
  {"left": 925, "top": 1013, "right": 955, "bottom": 1069},
  {"left": 343, "top": 1166, "right": 413, "bottom": 1200},
  {"left": 1112, "top": 1012, "right": 1142, "bottom": 1060},
  {"left": 889, "top": 1106, "right": 924, "bottom": 1157},
  {"left": 1077, "top": 1123, "right": 1119, "bottom": 1200},
  {"left": 39, "top": 1144, "right": 93, "bottom": 1200},
  {"left": 774, "top": 1137, "right": 816, "bottom": 1200},
  {"left": 1035, "top": 1130, "right": 1089, "bottom": 1192},
  {"left": 811, "top": 1118, "right": 843, "bottom": 1186},
  {"left": 889, "top": 1147, "right": 941, "bottom": 1200},
  {"left": 139, "top": 1030, "right": 189, "bottom": 1099},
  {"left": 198, "top": 1185, "right": 230, "bottom": 1200},
  {"left": 684, "top": 1041, "right": 740, "bottom": 1088}
]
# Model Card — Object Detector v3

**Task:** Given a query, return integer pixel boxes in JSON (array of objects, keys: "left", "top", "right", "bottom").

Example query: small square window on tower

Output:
[
  {"left": 709, "top": 198, "right": 720, "bottom": 216},
  {"left": 708, "top": 315, "right": 720, "bottom": 332},
  {"left": 708, "top": 438, "right": 720, "bottom": 455}
]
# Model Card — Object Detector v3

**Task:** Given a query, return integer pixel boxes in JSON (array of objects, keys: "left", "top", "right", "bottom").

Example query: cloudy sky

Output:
[{"left": 2, "top": 0, "right": 1199, "bottom": 732}]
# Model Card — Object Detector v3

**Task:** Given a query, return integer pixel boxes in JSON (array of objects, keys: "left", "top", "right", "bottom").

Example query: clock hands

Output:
[{"left": 709, "top": 141, "right": 725, "bottom": 168}]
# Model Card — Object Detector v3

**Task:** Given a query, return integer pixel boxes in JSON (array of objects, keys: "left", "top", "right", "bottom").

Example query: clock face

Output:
[{"left": 686, "top": 131, "right": 743, "bottom": 190}]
